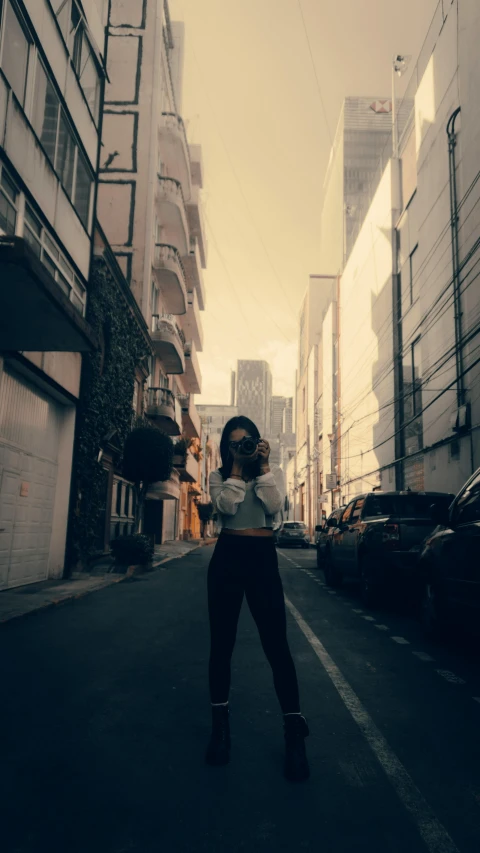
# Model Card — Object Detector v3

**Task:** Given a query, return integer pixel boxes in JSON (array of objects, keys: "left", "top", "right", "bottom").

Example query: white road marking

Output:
[
  {"left": 284, "top": 597, "right": 460, "bottom": 853},
  {"left": 412, "top": 652, "right": 435, "bottom": 663},
  {"left": 435, "top": 670, "right": 466, "bottom": 685},
  {"left": 327, "top": 590, "right": 337, "bottom": 595},
  {"left": 473, "top": 698, "right": 480, "bottom": 705},
  {"left": 375, "top": 624, "right": 389, "bottom": 630},
  {"left": 391, "top": 637, "right": 410, "bottom": 645},
  {"left": 362, "top": 616, "right": 376, "bottom": 621},
  {"left": 352, "top": 608, "right": 364, "bottom": 614}
]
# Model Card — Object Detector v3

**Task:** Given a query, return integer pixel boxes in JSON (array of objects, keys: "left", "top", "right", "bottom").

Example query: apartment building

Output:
[
  {"left": 340, "top": 0, "right": 480, "bottom": 500},
  {"left": 0, "top": 0, "right": 107, "bottom": 588},
  {"left": 236, "top": 360, "right": 272, "bottom": 437},
  {"left": 97, "top": 0, "right": 207, "bottom": 543},
  {"left": 294, "top": 275, "right": 338, "bottom": 534}
]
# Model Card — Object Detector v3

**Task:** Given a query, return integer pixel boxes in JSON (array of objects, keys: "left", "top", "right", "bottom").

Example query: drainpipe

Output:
[{"left": 446, "top": 107, "right": 465, "bottom": 409}]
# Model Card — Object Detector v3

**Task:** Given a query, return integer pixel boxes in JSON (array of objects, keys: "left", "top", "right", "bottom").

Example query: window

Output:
[
  {"left": 341, "top": 503, "right": 354, "bottom": 525},
  {"left": 24, "top": 202, "right": 87, "bottom": 315},
  {"left": 351, "top": 498, "right": 365, "bottom": 522},
  {"left": 32, "top": 60, "right": 93, "bottom": 230},
  {"left": 363, "top": 494, "right": 453, "bottom": 519},
  {"left": 409, "top": 245, "right": 419, "bottom": 305},
  {"left": 0, "top": 165, "right": 18, "bottom": 235},
  {"left": 0, "top": 1, "right": 31, "bottom": 106},
  {"left": 116, "top": 482, "right": 123, "bottom": 516},
  {"left": 55, "top": 1, "right": 101, "bottom": 122},
  {"left": 454, "top": 472, "right": 480, "bottom": 526}
]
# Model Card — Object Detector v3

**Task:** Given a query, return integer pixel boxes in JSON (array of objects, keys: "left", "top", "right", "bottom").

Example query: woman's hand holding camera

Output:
[{"left": 257, "top": 440, "right": 270, "bottom": 473}]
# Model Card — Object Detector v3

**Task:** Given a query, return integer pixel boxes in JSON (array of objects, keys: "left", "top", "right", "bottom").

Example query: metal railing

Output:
[
  {"left": 161, "top": 112, "right": 192, "bottom": 175},
  {"left": 146, "top": 387, "right": 176, "bottom": 412},
  {"left": 152, "top": 313, "right": 186, "bottom": 345},
  {"left": 154, "top": 243, "right": 187, "bottom": 281}
]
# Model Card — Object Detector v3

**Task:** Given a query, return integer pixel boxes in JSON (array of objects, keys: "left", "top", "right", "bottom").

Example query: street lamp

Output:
[{"left": 392, "top": 54, "right": 411, "bottom": 158}]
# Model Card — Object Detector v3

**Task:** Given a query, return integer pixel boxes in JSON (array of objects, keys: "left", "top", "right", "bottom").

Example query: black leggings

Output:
[{"left": 207, "top": 533, "right": 300, "bottom": 714}]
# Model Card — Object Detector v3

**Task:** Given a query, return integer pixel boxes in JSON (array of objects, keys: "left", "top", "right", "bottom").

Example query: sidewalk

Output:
[{"left": 0, "top": 538, "right": 215, "bottom": 626}]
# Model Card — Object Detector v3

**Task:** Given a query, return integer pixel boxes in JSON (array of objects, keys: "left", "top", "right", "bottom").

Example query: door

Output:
[
  {"left": 441, "top": 471, "right": 480, "bottom": 630},
  {"left": 341, "top": 497, "right": 365, "bottom": 578},
  {"left": 0, "top": 370, "right": 62, "bottom": 589}
]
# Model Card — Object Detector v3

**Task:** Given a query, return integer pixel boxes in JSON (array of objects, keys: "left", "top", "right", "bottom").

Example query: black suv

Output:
[
  {"left": 418, "top": 467, "right": 480, "bottom": 638},
  {"left": 324, "top": 491, "right": 453, "bottom": 607},
  {"left": 315, "top": 507, "right": 346, "bottom": 572}
]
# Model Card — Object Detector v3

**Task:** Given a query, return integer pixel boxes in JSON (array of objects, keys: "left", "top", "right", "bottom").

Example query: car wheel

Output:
[
  {"left": 324, "top": 551, "right": 342, "bottom": 588},
  {"left": 420, "top": 582, "right": 445, "bottom": 640},
  {"left": 359, "top": 556, "right": 381, "bottom": 609}
]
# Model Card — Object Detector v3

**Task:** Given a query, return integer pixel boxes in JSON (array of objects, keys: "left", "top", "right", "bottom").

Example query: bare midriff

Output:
[{"left": 221, "top": 527, "right": 273, "bottom": 538}]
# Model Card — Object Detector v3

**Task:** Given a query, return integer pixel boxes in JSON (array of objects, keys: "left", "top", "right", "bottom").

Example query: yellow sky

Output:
[{"left": 169, "top": 0, "right": 438, "bottom": 403}]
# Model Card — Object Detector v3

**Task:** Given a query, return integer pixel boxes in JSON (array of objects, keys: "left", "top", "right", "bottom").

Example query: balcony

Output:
[
  {"left": 146, "top": 469, "right": 180, "bottom": 501},
  {"left": 185, "top": 183, "right": 207, "bottom": 269},
  {"left": 158, "top": 113, "right": 192, "bottom": 202},
  {"left": 151, "top": 315, "right": 186, "bottom": 375},
  {"left": 0, "top": 237, "right": 97, "bottom": 351},
  {"left": 145, "top": 387, "right": 182, "bottom": 436},
  {"left": 177, "top": 393, "right": 201, "bottom": 439},
  {"left": 174, "top": 449, "right": 199, "bottom": 484},
  {"left": 153, "top": 243, "right": 187, "bottom": 315},
  {"left": 181, "top": 288, "right": 203, "bottom": 352},
  {"left": 184, "top": 340, "right": 202, "bottom": 394},
  {"left": 182, "top": 237, "right": 206, "bottom": 310},
  {"left": 155, "top": 176, "right": 189, "bottom": 256},
  {"left": 189, "top": 143, "right": 204, "bottom": 189}
]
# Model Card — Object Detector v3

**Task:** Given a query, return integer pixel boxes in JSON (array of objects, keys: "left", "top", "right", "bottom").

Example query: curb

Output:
[{"left": 0, "top": 541, "right": 216, "bottom": 626}]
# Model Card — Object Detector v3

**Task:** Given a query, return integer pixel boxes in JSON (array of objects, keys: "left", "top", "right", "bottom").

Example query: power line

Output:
[
  {"left": 296, "top": 0, "right": 333, "bottom": 147},
  {"left": 188, "top": 40, "right": 299, "bottom": 320}
]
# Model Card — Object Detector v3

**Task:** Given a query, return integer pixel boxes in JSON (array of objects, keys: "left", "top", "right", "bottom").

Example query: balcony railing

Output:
[
  {"left": 145, "top": 387, "right": 181, "bottom": 435},
  {"left": 153, "top": 243, "right": 187, "bottom": 315},
  {"left": 151, "top": 314, "right": 186, "bottom": 375},
  {"left": 159, "top": 113, "right": 192, "bottom": 200},
  {"left": 156, "top": 176, "right": 189, "bottom": 256},
  {"left": 182, "top": 237, "right": 206, "bottom": 310},
  {"left": 177, "top": 392, "right": 201, "bottom": 439}
]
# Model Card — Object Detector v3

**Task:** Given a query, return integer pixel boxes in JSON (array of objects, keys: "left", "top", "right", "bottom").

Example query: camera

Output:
[{"left": 230, "top": 436, "right": 260, "bottom": 456}]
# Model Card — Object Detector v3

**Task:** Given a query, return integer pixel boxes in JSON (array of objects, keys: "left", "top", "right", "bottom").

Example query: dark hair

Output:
[{"left": 219, "top": 416, "right": 261, "bottom": 480}]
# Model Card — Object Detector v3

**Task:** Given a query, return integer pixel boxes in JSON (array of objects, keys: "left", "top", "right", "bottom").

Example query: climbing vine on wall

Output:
[{"left": 66, "top": 256, "right": 151, "bottom": 571}]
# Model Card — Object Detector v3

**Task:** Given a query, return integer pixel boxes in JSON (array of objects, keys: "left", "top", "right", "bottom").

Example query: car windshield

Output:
[
  {"left": 283, "top": 522, "right": 306, "bottom": 529},
  {"left": 363, "top": 493, "right": 453, "bottom": 518}
]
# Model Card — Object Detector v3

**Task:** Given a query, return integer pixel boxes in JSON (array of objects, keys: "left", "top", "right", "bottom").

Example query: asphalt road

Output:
[{"left": 1, "top": 544, "right": 479, "bottom": 853}]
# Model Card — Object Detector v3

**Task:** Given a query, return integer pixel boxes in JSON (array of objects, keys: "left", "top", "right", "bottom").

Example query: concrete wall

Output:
[{"left": 340, "top": 162, "right": 399, "bottom": 501}]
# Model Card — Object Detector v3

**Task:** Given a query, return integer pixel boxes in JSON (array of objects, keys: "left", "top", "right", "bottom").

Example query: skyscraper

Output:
[
  {"left": 270, "top": 396, "right": 287, "bottom": 438},
  {"left": 319, "top": 96, "right": 393, "bottom": 275},
  {"left": 283, "top": 398, "right": 293, "bottom": 434},
  {"left": 236, "top": 360, "right": 272, "bottom": 436}
]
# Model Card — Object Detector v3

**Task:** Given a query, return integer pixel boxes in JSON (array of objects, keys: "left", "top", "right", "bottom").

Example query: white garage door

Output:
[{"left": 0, "top": 370, "right": 62, "bottom": 589}]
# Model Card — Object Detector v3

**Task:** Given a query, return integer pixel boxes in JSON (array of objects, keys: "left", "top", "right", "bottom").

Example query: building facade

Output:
[
  {"left": 318, "top": 95, "right": 393, "bottom": 277},
  {"left": 97, "top": 0, "right": 207, "bottom": 544},
  {"left": 339, "top": 0, "right": 480, "bottom": 501},
  {"left": 0, "top": 0, "right": 107, "bottom": 588}
]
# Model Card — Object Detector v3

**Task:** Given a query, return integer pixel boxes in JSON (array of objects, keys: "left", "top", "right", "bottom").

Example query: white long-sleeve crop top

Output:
[{"left": 209, "top": 466, "right": 285, "bottom": 530}]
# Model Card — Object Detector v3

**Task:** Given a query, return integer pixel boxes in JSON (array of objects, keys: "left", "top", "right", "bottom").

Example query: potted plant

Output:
[
  {"left": 110, "top": 534, "right": 154, "bottom": 574},
  {"left": 123, "top": 425, "right": 174, "bottom": 535}
]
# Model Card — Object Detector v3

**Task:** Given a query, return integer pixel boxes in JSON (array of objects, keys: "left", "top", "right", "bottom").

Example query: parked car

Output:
[
  {"left": 276, "top": 521, "right": 310, "bottom": 549},
  {"left": 418, "top": 467, "right": 480, "bottom": 638},
  {"left": 315, "top": 507, "right": 346, "bottom": 571},
  {"left": 324, "top": 491, "right": 454, "bottom": 606}
]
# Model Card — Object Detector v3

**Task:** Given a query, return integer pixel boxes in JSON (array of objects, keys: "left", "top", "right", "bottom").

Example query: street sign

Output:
[{"left": 326, "top": 473, "right": 337, "bottom": 489}]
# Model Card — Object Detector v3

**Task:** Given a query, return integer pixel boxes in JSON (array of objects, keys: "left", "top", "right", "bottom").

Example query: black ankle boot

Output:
[
  {"left": 205, "top": 704, "right": 231, "bottom": 766},
  {"left": 283, "top": 714, "right": 310, "bottom": 781}
]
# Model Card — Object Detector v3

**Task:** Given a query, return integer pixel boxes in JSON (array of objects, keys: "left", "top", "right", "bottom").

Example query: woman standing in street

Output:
[{"left": 205, "top": 415, "right": 310, "bottom": 782}]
